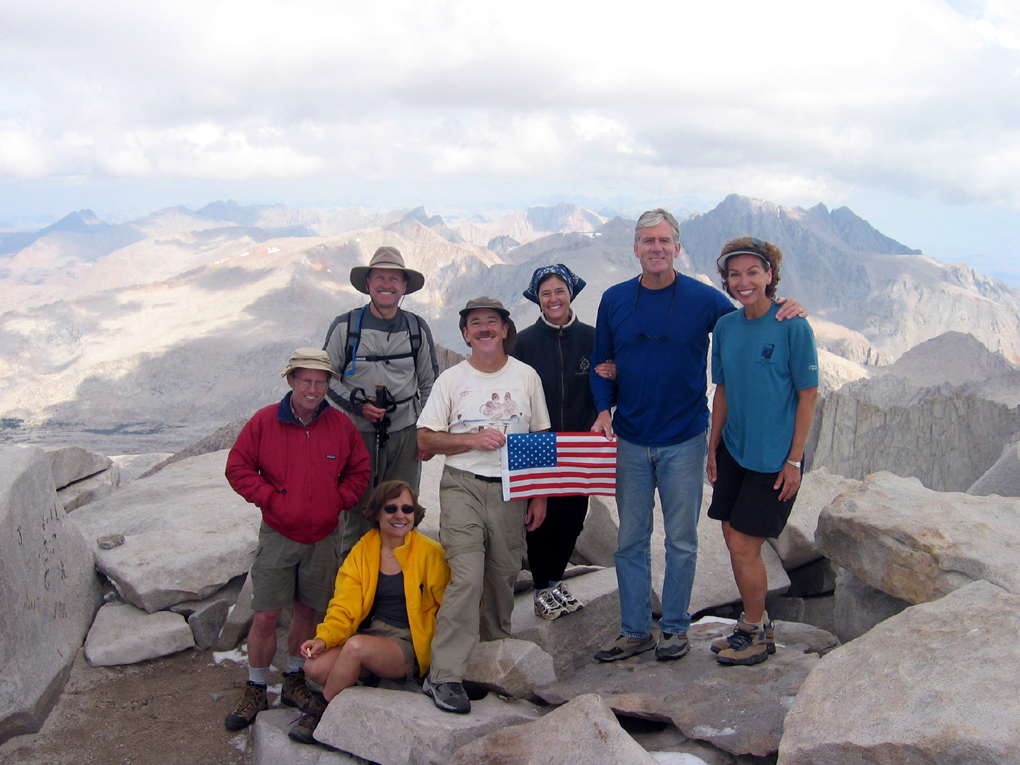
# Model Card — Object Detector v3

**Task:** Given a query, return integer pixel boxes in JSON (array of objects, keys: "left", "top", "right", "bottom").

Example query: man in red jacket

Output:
[{"left": 224, "top": 348, "right": 371, "bottom": 731}]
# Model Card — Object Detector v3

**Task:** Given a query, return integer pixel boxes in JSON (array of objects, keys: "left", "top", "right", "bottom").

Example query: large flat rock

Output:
[
  {"left": 780, "top": 580, "right": 1020, "bottom": 764},
  {"left": 314, "top": 685, "right": 543, "bottom": 764},
  {"left": 537, "top": 619, "right": 831, "bottom": 758},
  {"left": 43, "top": 446, "right": 112, "bottom": 490},
  {"left": 251, "top": 709, "right": 359, "bottom": 764},
  {"left": 816, "top": 471, "right": 1020, "bottom": 604},
  {"left": 0, "top": 445, "right": 102, "bottom": 744},
  {"left": 83, "top": 602, "right": 195, "bottom": 667},
  {"left": 464, "top": 638, "right": 556, "bottom": 700},
  {"left": 70, "top": 449, "right": 261, "bottom": 612},
  {"left": 447, "top": 693, "right": 657, "bottom": 764}
]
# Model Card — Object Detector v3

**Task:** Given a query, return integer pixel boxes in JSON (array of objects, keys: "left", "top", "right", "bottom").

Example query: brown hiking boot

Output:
[
  {"left": 711, "top": 616, "right": 776, "bottom": 655},
  {"left": 281, "top": 669, "right": 315, "bottom": 712},
  {"left": 288, "top": 693, "right": 328, "bottom": 745},
  {"left": 716, "top": 622, "right": 770, "bottom": 666},
  {"left": 224, "top": 681, "right": 268, "bottom": 730}
]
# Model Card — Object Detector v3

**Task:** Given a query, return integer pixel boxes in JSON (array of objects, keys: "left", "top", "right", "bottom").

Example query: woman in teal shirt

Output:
[{"left": 706, "top": 236, "right": 818, "bottom": 666}]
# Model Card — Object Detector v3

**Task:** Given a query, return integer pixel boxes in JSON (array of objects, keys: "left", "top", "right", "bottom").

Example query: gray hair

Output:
[{"left": 634, "top": 208, "right": 681, "bottom": 245}]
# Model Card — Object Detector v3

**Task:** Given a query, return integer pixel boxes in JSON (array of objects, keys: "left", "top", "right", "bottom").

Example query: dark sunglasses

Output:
[{"left": 383, "top": 503, "right": 415, "bottom": 515}]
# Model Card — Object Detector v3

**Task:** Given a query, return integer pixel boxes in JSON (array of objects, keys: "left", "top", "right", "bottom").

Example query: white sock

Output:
[{"left": 248, "top": 666, "right": 270, "bottom": 686}]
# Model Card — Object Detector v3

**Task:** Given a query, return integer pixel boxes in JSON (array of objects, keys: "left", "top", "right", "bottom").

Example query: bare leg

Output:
[
  {"left": 305, "top": 635, "right": 412, "bottom": 701},
  {"left": 721, "top": 521, "right": 768, "bottom": 623},
  {"left": 247, "top": 609, "right": 283, "bottom": 670},
  {"left": 288, "top": 601, "right": 320, "bottom": 657}
]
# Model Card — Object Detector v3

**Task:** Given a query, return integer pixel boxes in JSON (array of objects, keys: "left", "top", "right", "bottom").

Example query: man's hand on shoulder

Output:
[{"left": 774, "top": 297, "right": 808, "bottom": 320}]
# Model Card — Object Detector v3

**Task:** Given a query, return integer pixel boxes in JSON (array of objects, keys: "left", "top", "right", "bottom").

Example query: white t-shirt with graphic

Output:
[{"left": 417, "top": 357, "right": 551, "bottom": 477}]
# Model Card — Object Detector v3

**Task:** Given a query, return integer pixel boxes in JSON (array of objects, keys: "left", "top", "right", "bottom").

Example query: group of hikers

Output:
[{"left": 222, "top": 208, "right": 819, "bottom": 743}]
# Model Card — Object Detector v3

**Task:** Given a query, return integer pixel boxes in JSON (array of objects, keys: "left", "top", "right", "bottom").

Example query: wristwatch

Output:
[{"left": 785, "top": 458, "right": 802, "bottom": 469}]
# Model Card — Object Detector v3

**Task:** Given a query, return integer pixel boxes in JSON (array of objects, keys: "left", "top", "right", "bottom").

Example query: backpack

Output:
[{"left": 323, "top": 305, "right": 423, "bottom": 377}]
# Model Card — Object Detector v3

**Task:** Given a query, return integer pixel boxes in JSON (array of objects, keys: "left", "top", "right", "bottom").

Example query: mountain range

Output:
[{"left": 2, "top": 194, "right": 1019, "bottom": 455}]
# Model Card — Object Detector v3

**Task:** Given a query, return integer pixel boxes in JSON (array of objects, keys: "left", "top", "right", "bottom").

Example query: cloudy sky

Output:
[{"left": 2, "top": 0, "right": 1020, "bottom": 285}]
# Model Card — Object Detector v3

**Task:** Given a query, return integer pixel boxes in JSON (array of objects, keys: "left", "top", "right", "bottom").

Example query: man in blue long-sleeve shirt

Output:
[{"left": 590, "top": 209, "right": 804, "bottom": 663}]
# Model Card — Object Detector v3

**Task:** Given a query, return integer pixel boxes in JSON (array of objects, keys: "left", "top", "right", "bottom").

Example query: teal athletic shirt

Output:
[{"left": 711, "top": 301, "right": 819, "bottom": 473}]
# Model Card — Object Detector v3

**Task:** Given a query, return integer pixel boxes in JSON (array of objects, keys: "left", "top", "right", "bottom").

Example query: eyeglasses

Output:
[
  {"left": 383, "top": 503, "right": 415, "bottom": 515},
  {"left": 293, "top": 378, "right": 328, "bottom": 391}
]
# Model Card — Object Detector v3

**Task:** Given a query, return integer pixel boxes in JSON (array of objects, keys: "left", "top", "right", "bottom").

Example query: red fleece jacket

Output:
[{"left": 226, "top": 394, "right": 371, "bottom": 544}]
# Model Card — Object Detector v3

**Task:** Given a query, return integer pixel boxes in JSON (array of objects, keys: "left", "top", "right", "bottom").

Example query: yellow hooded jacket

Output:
[{"left": 314, "top": 528, "right": 450, "bottom": 674}]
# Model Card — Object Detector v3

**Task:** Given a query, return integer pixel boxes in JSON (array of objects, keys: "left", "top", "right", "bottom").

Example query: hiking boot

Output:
[
  {"left": 716, "top": 622, "right": 770, "bottom": 666},
  {"left": 224, "top": 681, "right": 268, "bottom": 731},
  {"left": 534, "top": 587, "right": 567, "bottom": 620},
  {"left": 711, "top": 616, "right": 776, "bottom": 655},
  {"left": 594, "top": 634, "right": 656, "bottom": 663},
  {"left": 551, "top": 582, "right": 584, "bottom": 613},
  {"left": 288, "top": 693, "right": 328, "bottom": 745},
  {"left": 655, "top": 631, "right": 691, "bottom": 661},
  {"left": 281, "top": 669, "right": 315, "bottom": 712},
  {"left": 423, "top": 674, "right": 471, "bottom": 714}
]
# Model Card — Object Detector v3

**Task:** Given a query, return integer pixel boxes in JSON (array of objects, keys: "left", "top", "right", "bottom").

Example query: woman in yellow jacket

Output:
[{"left": 289, "top": 480, "right": 450, "bottom": 744}]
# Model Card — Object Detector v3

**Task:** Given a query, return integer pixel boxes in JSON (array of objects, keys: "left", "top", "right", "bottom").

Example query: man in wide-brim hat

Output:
[
  {"left": 224, "top": 348, "right": 371, "bottom": 732},
  {"left": 323, "top": 246, "right": 439, "bottom": 560}
]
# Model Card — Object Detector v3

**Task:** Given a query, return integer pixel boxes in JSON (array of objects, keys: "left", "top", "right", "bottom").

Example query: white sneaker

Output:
[
  {"left": 551, "top": 582, "right": 584, "bottom": 613},
  {"left": 534, "top": 587, "right": 567, "bottom": 620}
]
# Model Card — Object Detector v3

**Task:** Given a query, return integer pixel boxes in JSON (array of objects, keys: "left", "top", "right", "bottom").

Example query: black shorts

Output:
[{"left": 707, "top": 442, "right": 798, "bottom": 539}]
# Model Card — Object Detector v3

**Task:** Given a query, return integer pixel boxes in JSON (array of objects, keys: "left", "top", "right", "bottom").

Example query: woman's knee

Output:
[{"left": 304, "top": 649, "right": 338, "bottom": 684}]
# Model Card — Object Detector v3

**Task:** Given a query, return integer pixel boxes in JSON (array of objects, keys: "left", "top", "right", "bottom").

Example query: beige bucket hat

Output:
[
  {"left": 280, "top": 347, "right": 340, "bottom": 379},
  {"left": 350, "top": 246, "right": 425, "bottom": 295}
]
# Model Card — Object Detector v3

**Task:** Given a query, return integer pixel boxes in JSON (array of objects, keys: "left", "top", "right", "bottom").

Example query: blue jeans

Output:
[{"left": 614, "top": 432, "right": 707, "bottom": 638}]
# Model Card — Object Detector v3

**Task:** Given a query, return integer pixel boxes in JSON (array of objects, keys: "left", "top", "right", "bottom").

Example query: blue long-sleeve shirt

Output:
[{"left": 590, "top": 274, "right": 734, "bottom": 447}]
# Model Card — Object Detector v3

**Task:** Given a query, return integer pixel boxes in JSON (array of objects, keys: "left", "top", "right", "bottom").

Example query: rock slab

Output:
[
  {"left": 447, "top": 692, "right": 657, "bottom": 764},
  {"left": 816, "top": 471, "right": 1020, "bottom": 604},
  {"left": 43, "top": 446, "right": 112, "bottom": 490},
  {"left": 780, "top": 580, "right": 1020, "bottom": 764},
  {"left": 465, "top": 638, "right": 556, "bottom": 700},
  {"left": 538, "top": 620, "right": 831, "bottom": 757},
  {"left": 314, "top": 686, "right": 543, "bottom": 764},
  {"left": 83, "top": 602, "right": 195, "bottom": 667},
  {"left": 251, "top": 709, "right": 359, "bottom": 764},
  {"left": 70, "top": 449, "right": 261, "bottom": 612},
  {"left": 0, "top": 445, "right": 102, "bottom": 744}
]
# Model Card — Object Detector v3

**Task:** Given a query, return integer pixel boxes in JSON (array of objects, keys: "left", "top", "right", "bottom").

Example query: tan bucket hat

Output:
[
  {"left": 458, "top": 296, "right": 517, "bottom": 353},
  {"left": 280, "top": 347, "right": 339, "bottom": 379},
  {"left": 350, "top": 246, "right": 425, "bottom": 295}
]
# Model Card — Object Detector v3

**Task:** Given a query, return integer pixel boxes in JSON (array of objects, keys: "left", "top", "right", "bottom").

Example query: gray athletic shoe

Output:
[
  {"left": 655, "top": 631, "right": 691, "bottom": 661},
  {"left": 422, "top": 674, "right": 471, "bottom": 714},
  {"left": 594, "top": 634, "right": 656, "bottom": 663}
]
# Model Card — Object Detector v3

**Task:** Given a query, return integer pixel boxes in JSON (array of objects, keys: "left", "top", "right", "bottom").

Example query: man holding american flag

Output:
[{"left": 416, "top": 297, "right": 550, "bottom": 715}]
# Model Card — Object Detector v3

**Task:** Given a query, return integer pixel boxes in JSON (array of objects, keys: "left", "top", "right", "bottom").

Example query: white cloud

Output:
[{"left": 2, "top": 0, "right": 1020, "bottom": 224}]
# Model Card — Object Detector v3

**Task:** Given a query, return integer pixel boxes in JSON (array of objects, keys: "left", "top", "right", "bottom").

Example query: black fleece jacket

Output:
[{"left": 511, "top": 314, "right": 597, "bottom": 432}]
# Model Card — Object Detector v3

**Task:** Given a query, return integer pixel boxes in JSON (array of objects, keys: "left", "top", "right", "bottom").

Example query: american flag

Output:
[{"left": 501, "top": 432, "right": 617, "bottom": 501}]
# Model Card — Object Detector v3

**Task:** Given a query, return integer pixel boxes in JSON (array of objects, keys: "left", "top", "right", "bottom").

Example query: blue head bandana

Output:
[{"left": 523, "top": 264, "right": 586, "bottom": 305}]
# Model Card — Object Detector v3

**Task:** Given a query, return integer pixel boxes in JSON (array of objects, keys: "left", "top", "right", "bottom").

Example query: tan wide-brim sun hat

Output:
[
  {"left": 350, "top": 246, "right": 425, "bottom": 295},
  {"left": 280, "top": 347, "right": 340, "bottom": 379}
]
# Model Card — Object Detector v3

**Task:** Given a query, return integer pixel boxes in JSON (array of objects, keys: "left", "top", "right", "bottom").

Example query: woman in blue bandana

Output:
[{"left": 511, "top": 264, "right": 615, "bottom": 620}]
